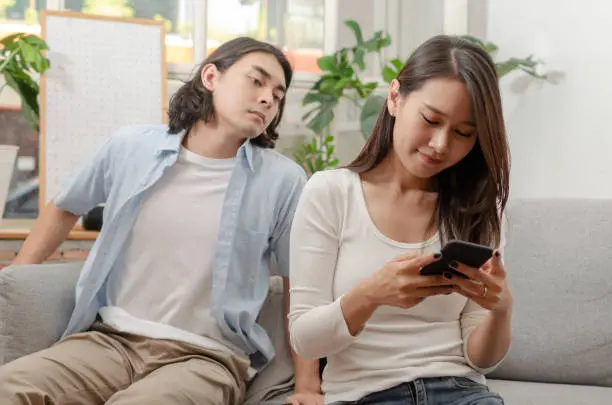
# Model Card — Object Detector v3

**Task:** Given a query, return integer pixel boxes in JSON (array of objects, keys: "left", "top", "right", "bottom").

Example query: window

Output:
[
  {"left": 0, "top": 0, "right": 45, "bottom": 37},
  {"left": 284, "top": 0, "right": 325, "bottom": 73},
  {"left": 205, "top": 0, "right": 324, "bottom": 74}
]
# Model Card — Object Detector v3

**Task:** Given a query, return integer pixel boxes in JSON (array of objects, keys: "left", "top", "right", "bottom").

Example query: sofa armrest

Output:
[{"left": 0, "top": 261, "right": 82, "bottom": 366}]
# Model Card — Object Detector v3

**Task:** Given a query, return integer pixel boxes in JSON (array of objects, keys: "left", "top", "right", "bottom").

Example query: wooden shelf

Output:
[{"left": 0, "top": 219, "right": 99, "bottom": 240}]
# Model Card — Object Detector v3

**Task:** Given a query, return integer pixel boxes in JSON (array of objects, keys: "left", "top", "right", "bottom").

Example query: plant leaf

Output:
[
  {"left": 360, "top": 95, "right": 385, "bottom": 139},
  {"left": 0, "top": 33, "right": 23, "bottom": 51},
  {"left": 391, "top": 58, "right": 403, "bottom": 71},
  {"left": 353, "top": 47, "right": 365, "bottom": 71},
  {"left": 4, "top": 70, "right": 39, "bottom": 131},
  {"left": 382, "top": 66, "right": 397, "bottom": 83},
  {"left": 20, "top": 42, "right": 37, "bottom": 65},
  {"left": 306, "top": 105, "right": 335, "bottom": 134},
  {"left": 22, "top": 34, "right": 48, "bottom": 50},
  {"left": 302, "top": 91, "right": 325, "bottom": 106},
  {"left": 344, "top": 20, "right": 364, "bottom": 44},
  {"left": 496, "top": 59, "right": 522, "bottom": 78},
  {"left": 301, "top": 106, "right": 319, "bottom": 122},
  {"left": 317, "top": 55, "right": 337, "bottom": 72}
]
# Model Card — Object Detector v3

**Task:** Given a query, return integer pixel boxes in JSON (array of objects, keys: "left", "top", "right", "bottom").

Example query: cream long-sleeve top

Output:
[{"left": 288, "top": 168, "right": 506, "bottom": 404}]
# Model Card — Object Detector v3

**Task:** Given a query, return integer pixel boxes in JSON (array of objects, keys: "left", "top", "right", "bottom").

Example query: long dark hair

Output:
[
  {"left": 167, "top": 37, "right": 293, "bottom": 148},
  {"left": 346, "top": 35, "right": 510, "bottom": 248}
]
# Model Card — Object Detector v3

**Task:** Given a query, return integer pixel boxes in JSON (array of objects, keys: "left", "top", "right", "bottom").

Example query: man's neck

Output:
[{"left": 182, "top": 120, "right": 246, "bottom": 159}]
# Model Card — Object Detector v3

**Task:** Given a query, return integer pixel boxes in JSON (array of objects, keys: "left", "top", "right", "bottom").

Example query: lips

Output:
[
  {"left": 419, "top": 151, "right": 443, "bottom": 165},
  {"left": 249, "top": 111, "right": 265, "bottom": 123}
]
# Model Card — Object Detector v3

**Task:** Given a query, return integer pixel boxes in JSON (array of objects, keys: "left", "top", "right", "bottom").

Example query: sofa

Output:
[{"left": 1, "top": 198, "right": 611, "bottom": 404}]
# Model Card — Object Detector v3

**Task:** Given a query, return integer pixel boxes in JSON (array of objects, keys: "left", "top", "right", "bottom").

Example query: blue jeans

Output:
[{"left": 331, "top": 377, "right": 504, "bottom": 405}]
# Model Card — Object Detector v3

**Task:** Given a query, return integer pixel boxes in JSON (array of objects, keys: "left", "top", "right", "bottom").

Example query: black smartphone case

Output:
[{"left": 419, "top": 240, "right": 494, "bottom": 277}]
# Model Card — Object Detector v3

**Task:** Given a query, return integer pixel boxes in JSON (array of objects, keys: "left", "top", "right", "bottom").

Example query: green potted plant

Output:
[
  {"left": 1, "top": 32, "right": 51, "bottom": 217},
  {"left": 1, "top": 32, "right": 51, "bottom": 132},
  {"left": 293, "top": 20, "right": 392, "bottom": 176}
]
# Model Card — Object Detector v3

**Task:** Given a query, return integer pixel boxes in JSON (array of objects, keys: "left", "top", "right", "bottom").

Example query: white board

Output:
[{"left": 39, "top": 10, "right": 167, "bottom": 209}]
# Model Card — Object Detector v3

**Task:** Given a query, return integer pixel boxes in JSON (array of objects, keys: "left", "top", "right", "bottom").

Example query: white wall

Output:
[{"left": 483, "top": 0, "right": 612, "bottom": 198}]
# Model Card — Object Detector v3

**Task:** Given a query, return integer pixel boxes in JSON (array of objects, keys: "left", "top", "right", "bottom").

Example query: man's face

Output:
[{"left": 201, "top": 52, "right": 287, "bottom": 139}]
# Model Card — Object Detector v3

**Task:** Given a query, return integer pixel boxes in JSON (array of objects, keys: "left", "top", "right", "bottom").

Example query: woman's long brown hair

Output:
[{"left": 345, "top": 35, "right": 510, "bottom": 248}]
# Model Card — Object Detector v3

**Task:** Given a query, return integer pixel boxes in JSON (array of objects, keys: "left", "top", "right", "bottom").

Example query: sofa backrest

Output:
[{"left": 488, "top": 198, "right": 612, "bottom": 387}]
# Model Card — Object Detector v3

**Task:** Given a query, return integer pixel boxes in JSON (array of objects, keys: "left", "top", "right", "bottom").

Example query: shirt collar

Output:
[{"left": 156, "top": 128, "right": 255, "bottom": 173}]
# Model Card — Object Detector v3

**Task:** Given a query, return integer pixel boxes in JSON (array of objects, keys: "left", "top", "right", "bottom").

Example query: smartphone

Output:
[{"left": 419, "top": 240, "right": 494, "bottom": 278}]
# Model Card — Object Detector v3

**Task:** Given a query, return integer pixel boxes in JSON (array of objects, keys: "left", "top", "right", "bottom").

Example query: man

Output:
[{"left": 0, "top": 37, "right": 322, "bottom": 405}]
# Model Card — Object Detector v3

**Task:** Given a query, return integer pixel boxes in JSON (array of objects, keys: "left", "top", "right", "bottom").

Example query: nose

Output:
[
  {"left": 258, "top": 89, "right": 274, "bottom": 108},
  {"left": 429, "top": 129, "right": 450, "bottom": 155}
]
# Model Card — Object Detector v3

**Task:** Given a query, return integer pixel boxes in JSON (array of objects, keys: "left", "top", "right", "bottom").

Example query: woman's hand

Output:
[
  {"left": 360, "top": 251, "right": 457, "bottom": 310},
  {"left": 447, "top": 250, "right": 513, "bottom": 314}
]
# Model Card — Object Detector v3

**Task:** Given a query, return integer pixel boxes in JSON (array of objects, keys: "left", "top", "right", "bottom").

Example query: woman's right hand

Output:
[{"left": 361, "top": 251, "right": 455, "bottom": 310}]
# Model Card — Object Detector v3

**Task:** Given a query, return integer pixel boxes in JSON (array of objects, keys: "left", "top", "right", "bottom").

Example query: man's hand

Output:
[{"left": 285, "top": 391, "right": 324, "bottom": 405}]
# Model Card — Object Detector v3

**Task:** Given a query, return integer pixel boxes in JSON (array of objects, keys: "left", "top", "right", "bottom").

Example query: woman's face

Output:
[{"left": 387, "top": 77, "right": 478, "bottom": 181}]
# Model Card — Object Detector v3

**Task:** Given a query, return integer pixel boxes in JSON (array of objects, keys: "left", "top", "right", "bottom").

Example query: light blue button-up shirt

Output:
[{"left": 54, "top": 124, "right": 307, "bottom": 370}]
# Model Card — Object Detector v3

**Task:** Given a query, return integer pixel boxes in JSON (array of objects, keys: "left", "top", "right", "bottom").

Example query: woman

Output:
[{"left": 288, "top": 35, "right": 512, "bottom": 405}]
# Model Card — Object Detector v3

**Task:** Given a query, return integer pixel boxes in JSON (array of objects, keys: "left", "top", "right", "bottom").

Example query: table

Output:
[{"left": 0, "top": 219, "right": 97, "bottom": 267}]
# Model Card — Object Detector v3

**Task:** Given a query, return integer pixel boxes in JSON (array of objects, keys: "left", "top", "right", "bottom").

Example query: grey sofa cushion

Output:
[
  {"left": 0, "top": 263, "right": 295, "bottom": 403},
  {"left": 488, "top": 199, "right": 612, "bottom": 387},
  {"left": 0, "top": 261, "right": 82, "bottom": 365},
  {"left": 488, "top": 379, "right": 612, "bottom": 405}
]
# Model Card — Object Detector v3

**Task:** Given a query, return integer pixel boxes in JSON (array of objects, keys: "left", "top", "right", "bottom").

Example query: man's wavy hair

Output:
[{"left": 167, "top": 37, "right": 293, "bottom": 148}]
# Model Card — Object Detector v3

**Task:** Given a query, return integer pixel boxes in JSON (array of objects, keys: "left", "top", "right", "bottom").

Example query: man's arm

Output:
[
  {"left": 12, "top": 202, "right": 80, "bottom": 265},
  {"left": 11, "top": 134, "right": 117, "bottom": 266}
]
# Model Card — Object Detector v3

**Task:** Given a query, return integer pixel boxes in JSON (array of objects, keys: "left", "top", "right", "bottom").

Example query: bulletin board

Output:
[{"left": 39, "top": 10, "right": 167, "bottom": 210}]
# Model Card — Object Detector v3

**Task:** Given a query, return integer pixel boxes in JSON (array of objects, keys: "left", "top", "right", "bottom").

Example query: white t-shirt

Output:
[
  {"left": 100, "top": 146, "right": 246, "bottom": 358},
  {"left": 288, "top": 168, "right": 505, "bottom": 404}
]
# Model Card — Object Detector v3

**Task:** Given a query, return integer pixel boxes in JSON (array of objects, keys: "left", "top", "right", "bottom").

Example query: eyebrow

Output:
[
  {"left": 423, "top": 103, "right": 475, "bottom": 127},
  {"left": 252, "top": 65, "right": 286, "bottom": 94}
]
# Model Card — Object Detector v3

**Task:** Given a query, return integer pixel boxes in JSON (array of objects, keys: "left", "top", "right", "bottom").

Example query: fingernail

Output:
[
  {"left": 494, "top": 250, "right": 501, "bottom": 258},
  {"left": 434, "top": 252, "right": 442, "bottom": 259},
  {"left": 449, "top": 260, "right": 458, "bottom": 269},
  {"left": 443, "top": 272, "right": 453, "bottom": 280}
]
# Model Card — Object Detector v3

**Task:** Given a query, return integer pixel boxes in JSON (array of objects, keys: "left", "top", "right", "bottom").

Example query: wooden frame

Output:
[{"left": 38, "top": 9, "right": 167, "bottom": 213}]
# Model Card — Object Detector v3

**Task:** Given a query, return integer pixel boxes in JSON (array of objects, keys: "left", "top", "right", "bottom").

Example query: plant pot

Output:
[{"left": 0, "top": 145, "right": 19, "bottom": 220}]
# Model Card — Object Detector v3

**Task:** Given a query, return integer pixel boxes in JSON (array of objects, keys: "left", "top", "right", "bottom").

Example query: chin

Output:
[
  {"left": 237, "top": 124, "right": 263, "bottom": 139},
  {"left": 398, "top": 158, "right": 436, "bottom": 179}
]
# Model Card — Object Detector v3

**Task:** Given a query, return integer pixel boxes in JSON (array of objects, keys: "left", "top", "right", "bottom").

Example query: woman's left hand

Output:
[{"left": 447, "top": 250, "right": 513, "bottom": 314}]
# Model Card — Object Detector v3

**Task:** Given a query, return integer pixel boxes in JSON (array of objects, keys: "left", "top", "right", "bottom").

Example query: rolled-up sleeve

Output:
[
  {"left": 53, "top": 136, "right": 116, "bottom": 215},
  {"left": 288, "top": 171, "right": 358, "bottom": 359}
]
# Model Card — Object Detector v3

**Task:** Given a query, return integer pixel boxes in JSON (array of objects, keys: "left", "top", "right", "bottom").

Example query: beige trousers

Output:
[{"left": 0, "top": 321, "right": 250, "bottom": 405}]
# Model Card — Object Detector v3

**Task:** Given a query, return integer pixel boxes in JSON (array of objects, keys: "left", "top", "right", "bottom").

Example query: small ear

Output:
[
  {"left": 387, "top": 79, "right": 400, "bottom": 117},
  {"left": 200, "top": 63, "right": 218, "bottom": 92}
]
